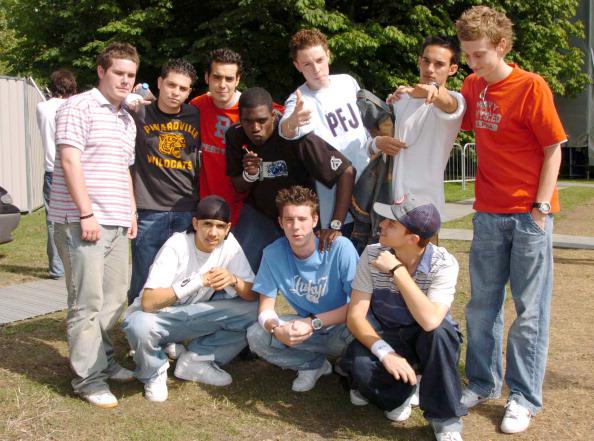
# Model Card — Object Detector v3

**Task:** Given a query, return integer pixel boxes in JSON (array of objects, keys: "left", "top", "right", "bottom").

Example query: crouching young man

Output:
[
  {"left": 339, "top": 196, "right": 467, "bottom": 441},
  {"left": 246, "top": 186, "right": 359, "bottom": 392},
  {"left": 123, "top": 196, "right": 256, "bottom": 402}
]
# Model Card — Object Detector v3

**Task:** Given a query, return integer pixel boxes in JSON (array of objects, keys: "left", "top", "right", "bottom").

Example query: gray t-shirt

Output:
[{"left": 132, "top": 102, "right": 200, "bottom": 211}]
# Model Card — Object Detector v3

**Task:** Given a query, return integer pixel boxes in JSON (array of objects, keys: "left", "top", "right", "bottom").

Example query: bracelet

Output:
[
  {"left": 389, "top": 263, "right": 404, "bottom": 275},
  {"left": 242, "top": 170, "right": 259, "bottom": 183},
  {"left": 80, "top": 213, "right": 94, "bottom": 220}
]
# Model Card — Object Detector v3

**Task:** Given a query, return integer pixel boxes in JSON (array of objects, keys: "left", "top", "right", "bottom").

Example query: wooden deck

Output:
[{"left": 0, "top": 278, "right": 67, "bottom": 324}]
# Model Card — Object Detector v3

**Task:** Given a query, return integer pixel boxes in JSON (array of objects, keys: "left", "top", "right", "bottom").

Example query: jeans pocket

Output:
[{"left": 523, "top": 213, "right": 546, "bottom": 235}]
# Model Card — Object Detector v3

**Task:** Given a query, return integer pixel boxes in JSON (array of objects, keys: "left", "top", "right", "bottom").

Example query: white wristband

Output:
[
  {"left": 172, "top": 273, "right": 204, "bottom": 300},
  {"left": 242, "top": 170, "right": 258, "bottom": 183},
  {"left": 258, "top": 309, "right": 279, "bottom": 329},
  {"left": 370, "top": 137, "right": 379, "bottom": 154},
  {"left": 371, "top": 339, "right": 396, "bottom": 362}
]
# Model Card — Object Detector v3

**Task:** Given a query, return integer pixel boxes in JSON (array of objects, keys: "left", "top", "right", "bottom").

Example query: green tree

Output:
[
  {"left": 0, "top": 0, "right": 178, "bottom": 89},
  {"left": 1, "top": 0, "right": 589, "bottom": 100},
  {"left": 0, "top": 7, "right": 19, "bottom": 75}
]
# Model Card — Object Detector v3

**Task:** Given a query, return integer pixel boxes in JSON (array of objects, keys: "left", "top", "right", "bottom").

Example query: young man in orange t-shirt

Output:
[
  {"left": 190, "top": 49, "right": 244, "bottom": 224},
  {"left": 455, "top": 6, "right": 566, "bottom": 435}
]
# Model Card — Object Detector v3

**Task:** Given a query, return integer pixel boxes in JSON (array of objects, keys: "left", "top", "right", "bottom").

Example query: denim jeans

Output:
[
  {"left": 231, "top": 203, "right": 283, "bottom": 273},
  {"left": 247, "top": 315, "right": 353, "bottom": 371},
  {"left": 465, "top": 212, "right": 553, "bottom": 415},
  {"left": 123, "top": 295, "right": 258, "bottom": 382},
  {"left": 129, "top": 210, "right": 193, "bottom": 304},
  {"left": 55, "top": 222, "right": 129, "bottom": 395},
  {"left": 339, "top": 317, "right": 466, "bottom": 433},
  {"left": 43, "top": 171, "right": 64, "bottom": 278}
]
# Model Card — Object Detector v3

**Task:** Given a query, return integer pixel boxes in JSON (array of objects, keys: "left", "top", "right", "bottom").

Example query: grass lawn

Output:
[
  {"left": 442, "top": 184, "right": 594, "bottom": 230},
  {"left": 3, "top": 183, "right": 593, "bottom": 288},
  {"left": 2, "top": 191, "right": 594, "bottom": 439},
  {"left": 443, "top": 181, "right": 475, "bottom": 203},
  {"left": 0, "top": 209, "right": 47, "bottom": 288}
]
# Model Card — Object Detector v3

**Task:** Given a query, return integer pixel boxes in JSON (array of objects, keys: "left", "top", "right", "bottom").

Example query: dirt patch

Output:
[
  {"left": 443, "top": 197, "right": 594, "bottom": 441},
  {"left": 1, "top": 215, "right": 594, "bottom": 440},
  {"left": 460, "top": 246, "right": 594, "bottom": 441}
]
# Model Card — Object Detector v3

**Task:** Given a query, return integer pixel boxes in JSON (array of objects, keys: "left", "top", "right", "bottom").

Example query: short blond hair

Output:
[{"left": 455, "top": 6, "right": 514, "bottom": 54}]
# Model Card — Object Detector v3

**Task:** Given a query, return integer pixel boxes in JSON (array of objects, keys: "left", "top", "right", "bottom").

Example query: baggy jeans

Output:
[
  {"left": 465, "top": 212, "right": 554, "bottom": 415},
  {"left": 247, "top": 315, "right": 353, "bottom": 371},
  {"left": 123, "top": 295, "right": 258, "bottom": 382}
]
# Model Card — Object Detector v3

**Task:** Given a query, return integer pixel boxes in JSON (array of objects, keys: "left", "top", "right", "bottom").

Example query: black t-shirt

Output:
[
  {"left": 226, "top": 120, "right": 351, "bottom": 220},
  {"left": 132, "top": 102, "right": 200, "bottom": 211}
]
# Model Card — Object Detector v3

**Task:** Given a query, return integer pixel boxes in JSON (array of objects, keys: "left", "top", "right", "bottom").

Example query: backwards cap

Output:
[{"left": 373, "top": 194, "right": 441, "bottom": 240}]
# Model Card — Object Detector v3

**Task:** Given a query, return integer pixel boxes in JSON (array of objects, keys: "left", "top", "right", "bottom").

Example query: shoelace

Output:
[{"left": 505, "top": 400, "right": 529, "bottom": 420}]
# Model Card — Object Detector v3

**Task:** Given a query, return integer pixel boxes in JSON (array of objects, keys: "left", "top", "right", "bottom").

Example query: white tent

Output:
[{"left": 555, "top": 0, "right": 593, "bottom": 175}]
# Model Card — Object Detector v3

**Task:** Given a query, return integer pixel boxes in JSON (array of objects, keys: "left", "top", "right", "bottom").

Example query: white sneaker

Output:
[
  {"left": 500, "top": 399, "right": 531, "bottom": 434},
  {"left": 385, "top": 394, "right": 413, "bottom": 422},
  {"left": 164, "top": 342, "right": 186, "bottom": 360},
  {"left": 174, "top": 352, "right": 232, "bottom": 386},
  {"left": 144, "top": 370, "right": 168, "bottom": 402},
  {"left": 108, "top": 365, "right": 135, "bottom": 382},
  {"left": 350, "top": 389, "right": 369, "bottom": 406},
  {"left": 460, "top": 387, "right": 489, "bottom": 408},
  {"left": 81, "top": 389, "right": 118, "bottom": 409},
  {"left": 292, "top": 360, "right": 333, "bottom": 392},
  {"left": 435, "top": 431, "right": 463, "bottom": 441},
  {"left": 410, "top": 375, "right": 421, "bottom": 407}
]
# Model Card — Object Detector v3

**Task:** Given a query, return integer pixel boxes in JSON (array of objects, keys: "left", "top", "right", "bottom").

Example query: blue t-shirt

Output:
[{"left": 253, "top": 236, "right": 359, "bottom": 317}]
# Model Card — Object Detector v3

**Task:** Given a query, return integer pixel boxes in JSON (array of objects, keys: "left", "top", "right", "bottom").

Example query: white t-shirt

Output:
[
  {"left": 280, "top": 74, "right": 370, "bottom": 227},
  {"left": 389, "top": 92, "right": 465, "bottom": 216},
  {"left": 36, "top": 97, "right": 66, "bottom": 172},
  {"left": 126, "top": 231, "right": 254, "bottom": 314}
]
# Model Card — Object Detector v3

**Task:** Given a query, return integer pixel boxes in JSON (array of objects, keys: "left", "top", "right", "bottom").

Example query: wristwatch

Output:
[
  {"left": 310, "top": 315, "right": 323, "bottom": 331},
  {"left": 532, "top": 202, "right": 551, "bottom": 214},
  {"left": 330, "top": 219, "right": 342, "bottom": 231}
]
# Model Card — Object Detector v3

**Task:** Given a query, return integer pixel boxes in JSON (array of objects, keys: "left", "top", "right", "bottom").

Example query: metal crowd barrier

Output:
[{"left": 444, "top": 143, "right": 477, "bottom": 189}]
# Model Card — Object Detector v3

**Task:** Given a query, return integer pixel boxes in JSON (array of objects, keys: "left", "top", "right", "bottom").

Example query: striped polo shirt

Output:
[
  {"left": 352, "top": 243, "right": 459, "bottom": 328},
  {"left": 48, "top": 88, "right": 136, "bottom": 227}
]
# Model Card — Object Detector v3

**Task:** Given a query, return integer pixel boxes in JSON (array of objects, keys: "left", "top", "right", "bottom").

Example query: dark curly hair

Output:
[{"left": 160, "top": 58, "right": 197, "bottom": 84}]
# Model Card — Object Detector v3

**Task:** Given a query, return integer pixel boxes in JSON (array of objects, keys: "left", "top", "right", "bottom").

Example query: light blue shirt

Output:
[{"left": 254, "top": 236, "right": 359, "bottom": 317}]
